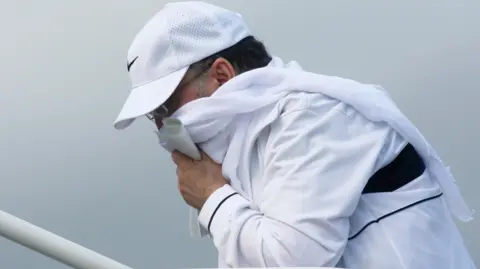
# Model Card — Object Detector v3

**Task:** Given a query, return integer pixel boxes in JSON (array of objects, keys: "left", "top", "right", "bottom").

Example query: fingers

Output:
[
  {"left": 171, "top": 150, "right": 189, "bottom": 164},
  {"left": 200, "top": 151, "right": 209, "bottom": 160},
  {"left": 173, "top": 150, "right": 212, "bottom": 165},
  {"left": 201, "top": 151, "right": 218, "bottom": 163}
]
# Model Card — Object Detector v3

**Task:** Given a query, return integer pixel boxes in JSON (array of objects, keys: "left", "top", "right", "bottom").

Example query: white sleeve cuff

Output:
[{"left": 198, "top": 184, "right": 247, "bottom": 237}]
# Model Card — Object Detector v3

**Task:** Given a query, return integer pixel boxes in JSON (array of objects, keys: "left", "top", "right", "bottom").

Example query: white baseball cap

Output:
[{"left": 113, "top": 1, "right": 251, "bottom": 130}]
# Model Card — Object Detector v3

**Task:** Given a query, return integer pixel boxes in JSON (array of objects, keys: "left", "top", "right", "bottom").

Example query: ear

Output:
[{"left": 209, "top": 58, "right": 237, "bottom": 86}]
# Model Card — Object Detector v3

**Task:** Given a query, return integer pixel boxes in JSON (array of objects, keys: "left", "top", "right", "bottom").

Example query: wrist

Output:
[
  {"left": 201, "top": 182, "right": 227, "bottom": 209},
  {"left": 198, "top": 184, "right": 239, "bottom": 232}
]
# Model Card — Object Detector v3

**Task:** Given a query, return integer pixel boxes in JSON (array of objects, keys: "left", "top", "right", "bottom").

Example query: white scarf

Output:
[{"left": 169, "top": 56, "right": 473, "bottom": 236}]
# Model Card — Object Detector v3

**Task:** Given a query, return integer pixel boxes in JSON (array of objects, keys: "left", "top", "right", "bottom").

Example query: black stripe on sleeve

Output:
[{"left": 207, "top": 192, "right": 239, "bottom": 233}]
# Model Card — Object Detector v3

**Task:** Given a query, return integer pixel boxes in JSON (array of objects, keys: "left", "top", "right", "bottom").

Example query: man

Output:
[{"left": 113, "top": 1, "right": 476, "bottom": 268}]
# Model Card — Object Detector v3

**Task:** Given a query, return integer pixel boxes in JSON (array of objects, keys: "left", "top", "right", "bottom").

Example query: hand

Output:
[{"left": 172, "top": 150, "right": 229, "bottom": 210}]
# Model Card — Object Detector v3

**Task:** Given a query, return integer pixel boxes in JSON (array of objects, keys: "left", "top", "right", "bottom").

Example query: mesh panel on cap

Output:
[
  {"left": 126, "top": 1, "right": 251, "bottom": 89},
  {"left": 164, "top": 2, "right": 250, "bottom": 67}
]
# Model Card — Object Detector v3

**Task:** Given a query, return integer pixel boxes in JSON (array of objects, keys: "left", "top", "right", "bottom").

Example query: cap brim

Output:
[{"left": 113, "top": 67, "right": 189, "bottom": 130}]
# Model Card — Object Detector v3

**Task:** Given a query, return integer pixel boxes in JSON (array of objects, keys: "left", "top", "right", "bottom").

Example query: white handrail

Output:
[
  {"left": 0, "top": 210, "right": 133, "bottom": 269},
  {"left": 0, "top": 209, "right": 342, "bottom": 269}
]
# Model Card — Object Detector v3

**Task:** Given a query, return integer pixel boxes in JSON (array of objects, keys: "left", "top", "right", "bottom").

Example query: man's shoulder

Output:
[{"left": 275, "top": 90, "right": 395, "bottom": 142}]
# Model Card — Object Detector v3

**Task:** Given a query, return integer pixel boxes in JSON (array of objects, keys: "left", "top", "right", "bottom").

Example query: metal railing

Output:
[
  {"left": 1, "top": 209, "right": 341, "bottom": 269},
  {"left": 0, "top": 210, "right": 132, "bottom": 269}
]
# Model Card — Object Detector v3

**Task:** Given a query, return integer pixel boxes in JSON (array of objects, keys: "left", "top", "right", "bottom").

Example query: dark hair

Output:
[{"left": 189, "top": 35, "right": 272, "bottom": 75}]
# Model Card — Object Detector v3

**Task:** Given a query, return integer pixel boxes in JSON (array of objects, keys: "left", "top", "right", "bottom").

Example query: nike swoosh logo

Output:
[{"left": 127, "top": 56, "right": 139, "bottom": 72}]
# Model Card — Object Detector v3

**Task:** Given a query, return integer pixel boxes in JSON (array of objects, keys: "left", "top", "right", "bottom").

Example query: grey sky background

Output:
[{"left": 0, "top": 1, "right": 478, "bottom": 268}]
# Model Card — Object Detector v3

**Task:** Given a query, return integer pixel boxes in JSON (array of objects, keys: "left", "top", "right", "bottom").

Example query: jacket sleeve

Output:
[{"left": 198, "top": 100, "right": 394, "bottom": 267}]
